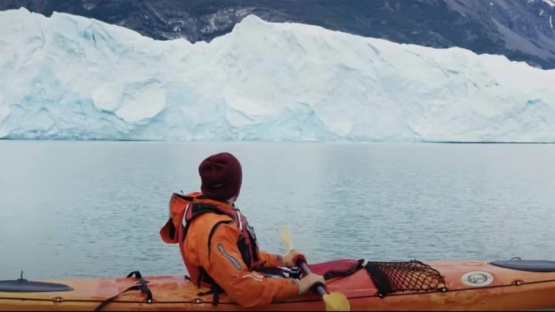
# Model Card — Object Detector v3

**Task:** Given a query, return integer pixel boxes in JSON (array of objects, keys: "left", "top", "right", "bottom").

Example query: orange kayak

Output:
[{"left": 1, "top": 258, "right": 555, "bottom": 311}]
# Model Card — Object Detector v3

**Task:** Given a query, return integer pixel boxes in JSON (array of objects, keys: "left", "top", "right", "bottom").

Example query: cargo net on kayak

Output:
[{"left": 365, "top": 260, "right": 447, "bottom": 298}]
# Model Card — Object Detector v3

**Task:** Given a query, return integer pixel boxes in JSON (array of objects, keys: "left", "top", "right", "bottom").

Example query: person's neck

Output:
[{"left": 226, "top": 195, "right": 237, "bottom": 205}]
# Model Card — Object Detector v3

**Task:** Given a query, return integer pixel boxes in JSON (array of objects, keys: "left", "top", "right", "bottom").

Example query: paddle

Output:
[{"left": 280, "top": 226, "right": 351, "bottom": 311}]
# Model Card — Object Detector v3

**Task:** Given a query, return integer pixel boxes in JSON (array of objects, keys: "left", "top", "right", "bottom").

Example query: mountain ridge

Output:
[{"left": 1, "top": 0, "right": 554, "bottom": 69}]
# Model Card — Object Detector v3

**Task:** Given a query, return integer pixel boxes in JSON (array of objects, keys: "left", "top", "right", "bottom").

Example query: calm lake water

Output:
[{"left": 1, "top": 141, "right": 555, "bottom": 280}]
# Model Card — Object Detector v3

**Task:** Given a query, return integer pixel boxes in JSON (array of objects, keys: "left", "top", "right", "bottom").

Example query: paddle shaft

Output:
[
  {"left": 280, "top": 227, "right": 350, "bottom": 311},
  {"left": 298, "top": 261, "right": 327, "bottom": 297}
]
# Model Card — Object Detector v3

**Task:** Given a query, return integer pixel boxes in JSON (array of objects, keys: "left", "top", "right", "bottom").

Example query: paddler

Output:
[{"left": 160, "top": 152, "right": 326, "bottom": 308}]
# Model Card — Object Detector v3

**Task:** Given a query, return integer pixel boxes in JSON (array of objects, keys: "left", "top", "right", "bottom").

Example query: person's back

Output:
[{"left": 159, "top": 152, "right": 325, "bottom": 308}]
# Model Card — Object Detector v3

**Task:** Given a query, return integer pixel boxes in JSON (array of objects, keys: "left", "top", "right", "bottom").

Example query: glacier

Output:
[{"left": 0, "top": 8, "right": 555, "bottom": 142}]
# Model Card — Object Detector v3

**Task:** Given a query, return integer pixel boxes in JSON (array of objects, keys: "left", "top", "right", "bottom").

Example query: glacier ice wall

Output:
[{"left": 0, "top": 8, "right": 554, "bottom": 142}]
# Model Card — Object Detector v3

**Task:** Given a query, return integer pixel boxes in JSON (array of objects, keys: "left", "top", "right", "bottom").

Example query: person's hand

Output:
[
  {"left": 283, "top": 250, "right": 307, "bottom": 267},
  {"left": 298, "top": 273, "right": 326, "bottom": 294}
]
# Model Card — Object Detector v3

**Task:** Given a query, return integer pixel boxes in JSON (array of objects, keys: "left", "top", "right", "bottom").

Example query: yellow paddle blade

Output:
[
  {"left": 323, "top": 292, "right": 351, "bottom": 311},
  {"left": 280, "top": 226, "right": 294, "bottom": 253}
]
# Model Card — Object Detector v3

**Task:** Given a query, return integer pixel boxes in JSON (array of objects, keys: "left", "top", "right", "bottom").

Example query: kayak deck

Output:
[{"left": 2, "top": 259, "right": 555, "bottom": 311}]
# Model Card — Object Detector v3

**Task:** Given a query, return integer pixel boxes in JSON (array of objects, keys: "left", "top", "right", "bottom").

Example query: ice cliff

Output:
[{"left": 0, "top": 8, "right": 554, "bottom": 142}]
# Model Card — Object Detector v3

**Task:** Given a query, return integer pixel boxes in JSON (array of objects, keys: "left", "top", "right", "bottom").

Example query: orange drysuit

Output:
[{"left": 160, "top": 192, "right": 300, "bottom": 308}]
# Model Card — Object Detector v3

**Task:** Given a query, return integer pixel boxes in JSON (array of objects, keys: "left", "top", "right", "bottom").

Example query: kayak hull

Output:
[{"left": 2, "top": 259, "right": 555, "bottom": 311}]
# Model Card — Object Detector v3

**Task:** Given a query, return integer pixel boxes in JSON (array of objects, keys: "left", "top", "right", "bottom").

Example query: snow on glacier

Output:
[{"left": 0, "top": 8, "right": 555, "bottom": 142}]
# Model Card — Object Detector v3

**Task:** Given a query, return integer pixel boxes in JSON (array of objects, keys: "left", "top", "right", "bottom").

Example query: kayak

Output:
[{"left": 2, "top": 257, "right": 555, "bottom": 311}]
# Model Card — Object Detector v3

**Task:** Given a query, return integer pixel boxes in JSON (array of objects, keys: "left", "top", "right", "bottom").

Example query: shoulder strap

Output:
[
  {"left": 207, "top": 220, "right": 234, "bottom": 260},
  {"left": 190, "top": 203, "right": 235, "bottom": 219},
  {"left": 180, "top": 202, "right": 236, "bottom": 243},
  {"left": 172, "top": 192, "right": 203, "bottom": 202}
]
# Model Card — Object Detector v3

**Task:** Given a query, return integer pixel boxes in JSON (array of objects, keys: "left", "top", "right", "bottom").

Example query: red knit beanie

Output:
[{"left": 198, "top": 152, "right": 242, "bottom": 202}]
